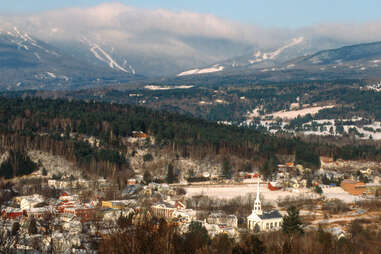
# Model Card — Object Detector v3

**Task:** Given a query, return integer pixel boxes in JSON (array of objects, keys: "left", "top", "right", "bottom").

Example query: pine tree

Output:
[
  {"left": 143, "top": 170, "right": 152, "bottom": 184},
  {"left": 11, "top": 222, "right": 20, "bottom": 236},
  {"left": 167, "top": 163, "right": 175, "bottom": 184},
  {"left": 222, "top": 158, "right": 233, "bottom": 179},
  {"left": 282, "top": 206, "right": 304, "bottom": 235},
  {"left": 28, "top": 218, "right": 38, "bottom": 235},
  {"left": 244, "top": 235, "right": 265, "bottom": 254},
  {"left": 315, "top": 185, "right": 323, "bottom": 195}
]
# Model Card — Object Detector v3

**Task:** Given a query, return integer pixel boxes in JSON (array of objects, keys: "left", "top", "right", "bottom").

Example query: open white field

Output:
[
  {"left": 321, "top": 187, "right": 364, "bottom": 203},
  {"left": 269, "top": 105, "right": 335, "bottom": 120},
  {"left": 185, "top": 184, "right": 363, "bottom": 204}
]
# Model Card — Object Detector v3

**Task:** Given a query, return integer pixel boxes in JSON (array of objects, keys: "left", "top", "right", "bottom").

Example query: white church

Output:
[{"left": 247, "top": 179, "right": 283, "bottom": 232}]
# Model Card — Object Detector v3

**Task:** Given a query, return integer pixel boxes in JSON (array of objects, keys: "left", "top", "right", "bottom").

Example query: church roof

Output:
[
  {"left": 247, "top": 211, "right": 261, "bottom": 221},
  {"left": 259, "top": 210, "right": 282, "bottom": 220}
]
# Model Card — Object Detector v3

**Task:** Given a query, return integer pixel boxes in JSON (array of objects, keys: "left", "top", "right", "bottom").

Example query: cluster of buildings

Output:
[
  {"left": 150, "top": 197, "right": 240, "bottom": 238},
  {"left": 0, "top": 176, "right": 139, "bottom": 253},
  {"left": 238, "top": 159, "right": 380, "bottom": 196},
  {"left": 1, "top": 172, "right": 282, "bottom": 253}
]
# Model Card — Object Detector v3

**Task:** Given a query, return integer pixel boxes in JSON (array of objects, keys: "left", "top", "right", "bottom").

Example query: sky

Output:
[{"left": 2, "top": 0, "right": 381, "bottom": 28}]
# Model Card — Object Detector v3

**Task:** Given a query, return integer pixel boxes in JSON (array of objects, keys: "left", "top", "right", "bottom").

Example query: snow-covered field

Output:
[
  {"left": 269, "top": 105, "right": 335, "bottom": 120},
  {"left": 244, "top": 105, "right": 381, "bottom": 140},
  {"left": 185, "top": 184, "right": 361, "bottom": 204},
  {"left": 322, "top": 187, "right": 364, "bottom": 203}
]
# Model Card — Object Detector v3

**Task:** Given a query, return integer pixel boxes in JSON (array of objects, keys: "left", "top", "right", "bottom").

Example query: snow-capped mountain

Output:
[
  {"left": 175, "top": 40, "right": 381, "bottom": 82},
  {"left": 46, "top": 34, "right": 248, "bottom": 78},
  {"left": 279, "top": 41, "right": 381, "bottom": 79},
  {"left": 0, "top": 27, "right": 137, "bottom": 90},
  {"left": 176, "top": 36, "right": 344, "bottom": 77}
]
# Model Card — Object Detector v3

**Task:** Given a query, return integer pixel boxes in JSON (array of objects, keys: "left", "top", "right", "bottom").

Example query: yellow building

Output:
[{"left": 101, "top": 201, "right": 126, "bottom": 209}]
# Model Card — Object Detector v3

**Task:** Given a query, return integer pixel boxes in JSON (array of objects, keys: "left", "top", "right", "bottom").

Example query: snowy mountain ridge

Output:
[{"left": 249, "top": 37, "right": 304, "bottom": 64}]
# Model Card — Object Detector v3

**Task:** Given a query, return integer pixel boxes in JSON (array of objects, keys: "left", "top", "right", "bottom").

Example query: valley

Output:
[
  {"left": 1, "top": 2, "right": 381, "bottom": 253},
  {"left": 38, "top": 79, "right": 381, "bottom": 141}
]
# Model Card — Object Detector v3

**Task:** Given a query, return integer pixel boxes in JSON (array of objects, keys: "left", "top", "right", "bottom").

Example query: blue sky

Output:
[{"left": 2, "top": 0, "right": 381, "bottom": 28}]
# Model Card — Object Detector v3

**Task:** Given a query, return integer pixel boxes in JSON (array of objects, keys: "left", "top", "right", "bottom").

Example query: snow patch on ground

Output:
[
  {"left": 27, "top": 150, "right": 81, "bottom": 178},
  {"left": 246, "top": 107, "right": 261, "bottom": 119},
  {"left": 34, "top": 53, "right": 41, "bottom": 61},
  {"left": 264, "top": 37, "right": 304, "bottom": 60},
  {"left": 248, "top": 37, "right": 304, "bottom": 64},
  {"left": 215, "top": 99, "right": 228, "bottom": 104},
  {"left": 269, "top": 105, "right": 335, "bottom": 120},
  {"left": 13, "top": 27, "right": 38, "bottom": 46},
  {"left": 177, "top": 65, "right": 224, "bottom": 76},
  {"left": 46, "top": 72, "right": 56, "bottom": 78},
  {"left": 366, "top": 82, "right": 381, "bottom": 92},
  {"left": 322, "top": 187, "right": 365, "bottom": 203},
  {"left": 248, "top": 59, "right": 263, "bottom": 64},
  {"left": 199, "top": 101, "right": 213, "bottom": 105},
  {"left": 185, "top": 184, "right": 360, "bottom": 204},
  {"left": 89, "top": 43, "right": 129, "bottom": 73},
  {"left": 144, "top": 85, "right": 193, "bottom": 90}
]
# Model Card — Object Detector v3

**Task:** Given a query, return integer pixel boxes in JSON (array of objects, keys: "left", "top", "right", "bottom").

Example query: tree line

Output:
[{"left": 0, "top": 97, "right": 380, "bottom": 180}]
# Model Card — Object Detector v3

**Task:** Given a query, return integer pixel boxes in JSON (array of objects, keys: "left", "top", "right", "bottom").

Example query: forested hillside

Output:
[{"left": 0, "top": 97, "right": 380, "bottom": 180}]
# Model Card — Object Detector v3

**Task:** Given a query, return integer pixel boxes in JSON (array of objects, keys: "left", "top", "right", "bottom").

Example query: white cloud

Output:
[
  {"left": 302, "top": 21, "right": 381, "bottom": 44},
  {"left": 1, "top": 3, "right": 284, "bottom": 48}
]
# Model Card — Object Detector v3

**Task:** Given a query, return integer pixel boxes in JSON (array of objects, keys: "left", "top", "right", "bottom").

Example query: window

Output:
[
  {"left": 270, "top": 222, "right": 273, "bottom": 229},
  {"left": 274, "top": 222, "right": 277, "bottom": 227}
]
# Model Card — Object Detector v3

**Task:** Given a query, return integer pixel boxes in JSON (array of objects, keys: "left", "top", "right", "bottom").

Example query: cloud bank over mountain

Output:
[
  {"left": 1, "top": 3, "right": 381, "bottom": 75},
  {"left": 0, "top": 3, "right": 296, "bottom": 56}
]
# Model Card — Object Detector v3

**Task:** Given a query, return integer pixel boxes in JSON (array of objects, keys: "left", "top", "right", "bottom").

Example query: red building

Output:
[{"left": 1, "top": 208, "right": 26, "bottom": 220}]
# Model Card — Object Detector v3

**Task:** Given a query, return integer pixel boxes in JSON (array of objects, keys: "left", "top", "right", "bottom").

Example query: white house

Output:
[{"left": 247, "top": 179, "right": 283, "bottom": 232}]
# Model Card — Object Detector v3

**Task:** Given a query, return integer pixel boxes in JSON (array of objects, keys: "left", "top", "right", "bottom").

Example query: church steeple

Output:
[{"left": 253, "top": 177, "right": 262, "bottom": 215}]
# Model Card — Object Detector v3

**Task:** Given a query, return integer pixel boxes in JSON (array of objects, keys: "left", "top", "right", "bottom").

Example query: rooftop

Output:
[{"left": 259, "top": 210, "right": 283, "bottom": 220}]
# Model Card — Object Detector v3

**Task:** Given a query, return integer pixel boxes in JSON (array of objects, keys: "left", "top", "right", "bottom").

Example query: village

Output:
[{"left": 0, "top": 141, "right": 380, "bottom": 253}]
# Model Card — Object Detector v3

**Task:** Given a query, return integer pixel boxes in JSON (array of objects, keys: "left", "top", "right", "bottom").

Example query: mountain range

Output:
[
  {"left": 176, "top": 40, "right": 381, "bottom": 82},
  {"left": 1, "top": 26, "right": 381, "bottom": 90}
]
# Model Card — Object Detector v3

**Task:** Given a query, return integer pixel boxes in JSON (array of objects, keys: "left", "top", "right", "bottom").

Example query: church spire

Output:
[
  {"left": 253, "top": 177, "right": 262, "bottom": 215},
  {"left": 256, "top": 177, "right": 260, "bottom": 201}
]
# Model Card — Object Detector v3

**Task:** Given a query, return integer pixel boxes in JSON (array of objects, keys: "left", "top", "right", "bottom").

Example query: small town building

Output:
[
  {"left": 341, "top": 179, "right": 366, "bottom": 195},
  {"left": 243, "top": 172, "right": 261, "bottom": 183},
  {"left": 207, "top": 212, "right": 238, "bottom": 228},
  {"left": 1, "top": 207, "right": 25, "bottom": 220}
]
